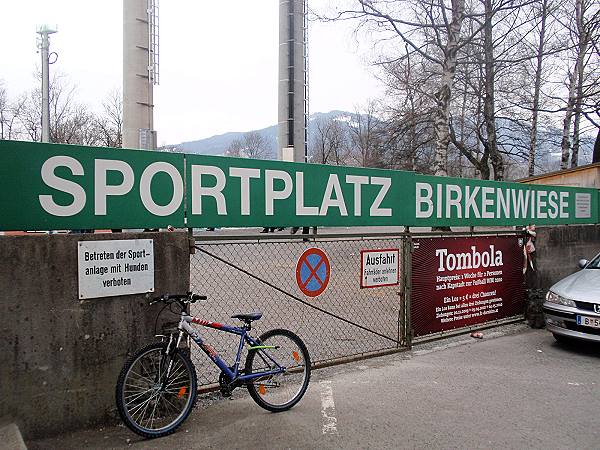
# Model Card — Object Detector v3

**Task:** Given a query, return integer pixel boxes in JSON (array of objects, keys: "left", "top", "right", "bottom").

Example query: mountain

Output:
[
  {"left": 178, "top": 126, "right": 277, "bottom": 157},
  {"left": 160, "top": 111, "right": 356, "bottom": 157}
]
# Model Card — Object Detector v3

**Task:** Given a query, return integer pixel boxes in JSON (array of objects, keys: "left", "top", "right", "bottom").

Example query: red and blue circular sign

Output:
[{"left": 296, "top": 248, "right": 331, "bottom": 297}]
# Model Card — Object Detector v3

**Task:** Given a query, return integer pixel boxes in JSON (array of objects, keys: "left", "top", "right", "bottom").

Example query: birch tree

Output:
[
  {"left": 321, "top": 0, "right": 473, "bottom": 175},
  {"left": 321, "top": 0, "right": 539, "bottom": 178},
  {"left": 560, "top": 0, "right": 599, "bottom": 169},
  {"left": 527, "top": 0, "right": 551, "bottom": 176}
]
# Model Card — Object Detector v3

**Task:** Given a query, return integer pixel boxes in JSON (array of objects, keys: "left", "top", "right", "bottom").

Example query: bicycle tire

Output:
[
  {"left": 245, "top": 329, "right": 311, "bottom": 412},
  {"left": 116, "top": 342, "right": 198, "bottom": 438}
]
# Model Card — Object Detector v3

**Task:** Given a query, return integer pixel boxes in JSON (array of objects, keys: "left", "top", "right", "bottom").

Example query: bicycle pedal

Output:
[{"left": 219, "top": 389, "right": 231, "bottom": 398}]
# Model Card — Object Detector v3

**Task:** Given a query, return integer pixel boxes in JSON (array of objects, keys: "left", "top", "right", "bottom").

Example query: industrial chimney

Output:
[
  {"left": 278, "top": 0, "right": 308, "bottom": 163},
  {"left": 123, "top": 0, "right": 159, "bottom": 150}
]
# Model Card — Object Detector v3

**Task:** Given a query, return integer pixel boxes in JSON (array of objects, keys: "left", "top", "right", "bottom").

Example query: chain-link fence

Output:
[{"left": 189, "top": 233, "right": 409, "bottom": 387}]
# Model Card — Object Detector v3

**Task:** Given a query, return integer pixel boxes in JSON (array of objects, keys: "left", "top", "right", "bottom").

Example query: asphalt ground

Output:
[{"left": 27, "top": 323, "right": 600, "bottom": 450}]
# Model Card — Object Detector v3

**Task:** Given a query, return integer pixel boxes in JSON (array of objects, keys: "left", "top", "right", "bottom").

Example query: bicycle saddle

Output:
[{"left": 231, "top": 312, "right": 263, "bottom": 322}]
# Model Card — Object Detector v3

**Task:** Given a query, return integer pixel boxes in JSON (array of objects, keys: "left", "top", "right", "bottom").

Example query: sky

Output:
[{"left": 0, "top": 0, "right": 384, "bottom": 146}]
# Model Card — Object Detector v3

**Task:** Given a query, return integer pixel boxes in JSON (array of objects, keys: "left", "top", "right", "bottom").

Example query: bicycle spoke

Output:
[
  {"left": 165, "top": 372, "right": 189, "bottom": 388},
  {"left": 161, "top": 394, "right": 183, "bottom": 414},
  {"left": 139, "top": 358, "right": 157, "bottom": 382},
  {"left": 147, "top": 396, "right": 160, "bottom": 429},
  {"left": 166, "top": 362, "right": 186, "bottom": 383},
  {"left": 125, "top": 389, "right": 153, "bottom": 406},
  {"left": 124, "top": 380, "right": 152, "bottom": 392},
  {"left": 130, "top": 394, "right": 155, "bottom": 423},
  {"left": 129, "top": 369, "right": 156, "bottom": 385}
]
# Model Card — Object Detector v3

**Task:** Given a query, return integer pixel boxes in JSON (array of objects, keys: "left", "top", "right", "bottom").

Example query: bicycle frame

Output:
[{"left": 170, "top": 313, "right": 285, "bottom": 383}]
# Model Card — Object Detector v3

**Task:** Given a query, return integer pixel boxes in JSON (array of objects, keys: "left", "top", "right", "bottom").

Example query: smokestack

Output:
[
  {"left": 123, "top": 0, "right": 159, "bottom": 150},
  {"left": 278, "top": 0, "right": 308, "bottom": 163}
]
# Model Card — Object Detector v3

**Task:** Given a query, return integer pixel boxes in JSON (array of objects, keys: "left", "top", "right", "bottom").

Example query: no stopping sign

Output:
[{"left": 295, "top": 248, "right": 331, "bottom": 297}]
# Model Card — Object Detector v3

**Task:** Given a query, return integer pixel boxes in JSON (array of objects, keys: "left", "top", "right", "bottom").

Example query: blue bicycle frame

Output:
[{"left": 175, "top": 314, "right": 285, "bottom": 383}]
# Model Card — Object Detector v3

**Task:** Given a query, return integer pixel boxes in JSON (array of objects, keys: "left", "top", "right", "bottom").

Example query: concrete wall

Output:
[
  {"left": 529, "top": 224, "right": 600, "bottom": 290},
  {"left": 0, "top": 232, "right": 190, "bottom": 439}
]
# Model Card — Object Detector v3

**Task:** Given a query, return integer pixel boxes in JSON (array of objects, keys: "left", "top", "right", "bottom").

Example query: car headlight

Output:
[{"left": 546, "top": 291, "right": 576, "bottom": 307}]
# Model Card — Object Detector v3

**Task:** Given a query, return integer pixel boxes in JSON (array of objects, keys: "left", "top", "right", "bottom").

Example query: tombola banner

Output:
[{"left": 411, "top": 236, "right": 525, "bottom": 337}]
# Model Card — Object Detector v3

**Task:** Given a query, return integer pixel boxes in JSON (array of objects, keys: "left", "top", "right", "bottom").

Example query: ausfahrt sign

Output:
[
  {"left": 361, "top": 249, "right": 399, "bottom": 288},
  {"left": 78, "top": 239, "right": 155, "bottom": 299}
]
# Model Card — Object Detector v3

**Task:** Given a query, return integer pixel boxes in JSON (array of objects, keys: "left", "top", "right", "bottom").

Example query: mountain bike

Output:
[{"left": 115, "top": 293, "right": 311, "bottom": 438}]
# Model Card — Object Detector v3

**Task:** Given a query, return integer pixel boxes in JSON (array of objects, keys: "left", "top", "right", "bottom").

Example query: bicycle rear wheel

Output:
[
  {"left": 245, "top": 329, "right": 311, "bottom": 412},
  {"left": 116, "top": 342, "right": 197, "bottom": 438}
]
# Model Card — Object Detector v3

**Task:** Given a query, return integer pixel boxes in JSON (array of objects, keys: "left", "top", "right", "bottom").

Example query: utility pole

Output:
[{"left": 37, "top": 25, "right": 57, "bottom": 143}]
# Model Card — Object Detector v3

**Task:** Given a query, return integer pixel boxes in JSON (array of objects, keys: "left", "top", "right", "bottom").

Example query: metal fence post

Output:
[{"left": 403, "top": 233, "right": 413, "bottom": 349}]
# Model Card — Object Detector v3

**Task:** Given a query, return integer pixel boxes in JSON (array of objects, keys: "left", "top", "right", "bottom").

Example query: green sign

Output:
[
  {"left": 184, "top": 153, "right": 412, "bottom": 228},
  {"left": 0, "top": 140, "right": 597, "bottom": 231},
  {"left": 0, "top": 141, "right": 184, "bottom": 230}
]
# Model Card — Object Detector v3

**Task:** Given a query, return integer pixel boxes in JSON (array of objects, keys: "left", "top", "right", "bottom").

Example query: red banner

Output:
[{"left": 411, "top": 236, "right": 525, "bottom": 337}]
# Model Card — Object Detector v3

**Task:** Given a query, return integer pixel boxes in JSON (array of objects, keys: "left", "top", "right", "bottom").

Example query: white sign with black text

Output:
[
  {"left": 78, "top": 239, "right": 154, "bottom": 299},
  {"left": 361, "top": 249, "right": 400, "bottom": 288}
]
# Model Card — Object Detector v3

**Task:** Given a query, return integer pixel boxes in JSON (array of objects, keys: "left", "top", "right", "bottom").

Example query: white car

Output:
[{"left": 543, "top": 251, "right": 600, "bottom": 343}]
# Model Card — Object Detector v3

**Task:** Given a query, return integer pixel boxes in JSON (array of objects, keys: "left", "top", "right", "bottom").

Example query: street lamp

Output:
[{"left": 36, "top": 24, "right": 57, "bottom": 143}]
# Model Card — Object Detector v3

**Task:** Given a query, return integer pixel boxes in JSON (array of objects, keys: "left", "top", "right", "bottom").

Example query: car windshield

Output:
[{"left": 586, "top": 253, "right": 600, "bottom": 269}]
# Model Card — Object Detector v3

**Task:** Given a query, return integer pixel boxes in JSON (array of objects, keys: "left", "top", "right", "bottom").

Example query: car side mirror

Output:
[{"left": 578, "top": 259, "right": 589, "bottom": 269}]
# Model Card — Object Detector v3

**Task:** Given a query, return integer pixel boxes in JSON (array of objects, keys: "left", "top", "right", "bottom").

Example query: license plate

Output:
[{"left": 576, "top": 315, "right": 600, "bottom": 328}]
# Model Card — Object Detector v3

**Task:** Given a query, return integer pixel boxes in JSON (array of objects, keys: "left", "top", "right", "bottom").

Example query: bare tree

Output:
[
  {"left": 95, "top": 89, "right": 123, "bottom": 148},
  {"left": 379, "top": 47, "right": 439, "bottom": 172},
  {"left": 321, "top": 0, "right": 470, "bottom": 175},
  {"left": 527, "top": 0, "right": 551, "bottom": 176},
  {"left": 0, "top": 81, "right": 24, "bottom": 140},
  {"left": 347, "top": 101, "right": 386, "bottom": 167},
  {"left": 593, "top": 127, "right": 600, "bottom": 163},
  {"left": 309, "top": 115, "right": 348, "bottom": 165},
  {"left": 225, "top": 131, "right": 272, "bottom": 159},
  {"left": 17, "top": 89, "right": 42, "bottom": 142},
  {"left": 225, "top": 138, "right": 244, "bottom": 158},
  {"left": 8, "top": 74, "right": 125, "bottom": 147},
  {"left": 0, "top": 82, "right": 8, "bottom": 139},
  {"left": 560, "top": 0, "right": 599, "bottom": 169}
]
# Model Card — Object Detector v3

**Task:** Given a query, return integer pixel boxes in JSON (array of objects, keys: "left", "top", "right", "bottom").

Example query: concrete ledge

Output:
[{"left": 0, "top": 422, "right": 27, "bottom": 450}]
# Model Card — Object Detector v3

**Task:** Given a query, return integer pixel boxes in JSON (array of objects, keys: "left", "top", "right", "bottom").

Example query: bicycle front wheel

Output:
[
  {"left": 116, "top": 342, "right": 197, "bottom": 438},
  {"left": 245, "top": 329, "right": 311, "bottom": 412}
]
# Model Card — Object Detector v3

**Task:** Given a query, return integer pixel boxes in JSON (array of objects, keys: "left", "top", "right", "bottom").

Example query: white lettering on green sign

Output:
[
  {"left": 416, "top": 182, "right": 571, "bottom": 221},
  {"left": 0, "top": 141, "right": 597, "bottom": 230}
]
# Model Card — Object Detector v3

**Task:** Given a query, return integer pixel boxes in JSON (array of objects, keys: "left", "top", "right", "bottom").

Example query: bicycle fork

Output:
[{"left": 160, "top": 330, "right": 185, "bottom": 388}]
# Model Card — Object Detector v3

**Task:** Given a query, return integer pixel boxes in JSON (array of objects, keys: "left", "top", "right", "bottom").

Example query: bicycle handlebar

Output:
[{"left": 149, "top": 292, "right": 207, "bottom": 306}]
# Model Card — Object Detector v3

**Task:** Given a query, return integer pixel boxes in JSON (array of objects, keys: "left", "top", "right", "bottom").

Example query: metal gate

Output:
[{"left": 189, "top": 232, "right": 411, "bottom": 387}]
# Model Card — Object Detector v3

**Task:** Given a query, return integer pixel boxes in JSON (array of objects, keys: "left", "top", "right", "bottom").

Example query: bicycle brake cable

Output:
[{"left": 153, "top": 302, "right": 170, "bottom": 336}]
